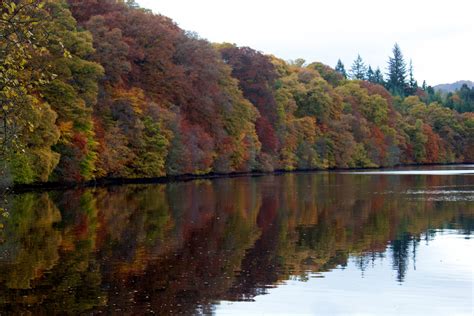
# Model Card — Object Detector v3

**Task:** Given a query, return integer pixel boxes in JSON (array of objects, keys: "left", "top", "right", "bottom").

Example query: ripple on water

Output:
[{"left": 345, "top": 169, "right": 474, "bottom": 175}]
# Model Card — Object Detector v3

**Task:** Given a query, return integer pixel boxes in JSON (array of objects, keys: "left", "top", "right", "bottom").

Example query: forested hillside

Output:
[
  {"left": 1, "top": 0, "right": 473, "bottom": 185},
  {"left": 435, "top": 80, "right": 474, "bottom": 93}
]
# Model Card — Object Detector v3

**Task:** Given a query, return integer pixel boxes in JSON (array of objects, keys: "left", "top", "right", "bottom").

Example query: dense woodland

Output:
[{"left": 1, "top": 0, "right": 473, "bottom": 185}]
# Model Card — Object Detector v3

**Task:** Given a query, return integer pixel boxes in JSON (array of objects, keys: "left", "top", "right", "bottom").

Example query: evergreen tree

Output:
[
  {"left": 366, "top": 66, "right": 375, "bottom": 82},
  {"left": 350, "top": 54, "right": 367, "bottom": 80},
  {"left": 422, "top": 80, "right": 427, "bottom": 90},
  {"left": 407, "top": 60, "right": 418, "bottom": 95},
  {"left": 387, "top": 43, "right": 407, "bottom": 96},
  {"left": 445, "top": 92, "right": 455, "bottom": 109},
  {"left": 426, "top": 86, "right": 435, "bottom": 97},
  {"left": 373, "top": 67, "right": 385, "bottom": 85},
  {"left": 456, "top": 84, "right": 474, "bottom": 112},
  {"left": 126, "top": 0, "right": 140, "bottom": 8},
  {"left": 335, "top": 59, "right": 347, "bottom": 78},
  {"left": 424, "top": 86, "right": 443, "bottom": 104}
]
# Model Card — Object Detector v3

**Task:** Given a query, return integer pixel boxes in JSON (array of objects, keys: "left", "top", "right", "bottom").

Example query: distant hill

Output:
[{"left": 434, "top": 80, "right": 474, "bottom": 93}]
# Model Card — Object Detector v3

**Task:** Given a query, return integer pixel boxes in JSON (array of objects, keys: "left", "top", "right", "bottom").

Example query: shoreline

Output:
[{"left": 6, "top": 162, "right": 472, "bottom": 194}]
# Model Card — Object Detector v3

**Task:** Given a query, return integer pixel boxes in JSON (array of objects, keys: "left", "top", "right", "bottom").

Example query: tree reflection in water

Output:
[{"left": 0, "top": 171, "right": 472, "bottom": 314}]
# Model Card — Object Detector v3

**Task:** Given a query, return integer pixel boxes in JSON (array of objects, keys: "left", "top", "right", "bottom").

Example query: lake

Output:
[{"left": 0, "top": 165, "right": 473, "bottom": 315}]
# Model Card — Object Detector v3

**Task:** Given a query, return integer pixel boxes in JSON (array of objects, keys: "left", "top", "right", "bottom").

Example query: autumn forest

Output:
[{"left": 1, "top": 0, "right": 473, "bottom": 186}]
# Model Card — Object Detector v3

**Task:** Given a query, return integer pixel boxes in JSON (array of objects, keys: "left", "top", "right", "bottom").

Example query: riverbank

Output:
[{"left": 7, "top": 162, "right": 472, "bottom": 194}]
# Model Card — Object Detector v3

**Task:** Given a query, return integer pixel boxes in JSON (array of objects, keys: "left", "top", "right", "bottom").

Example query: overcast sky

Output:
[{"left": 136, "top": 0, "right": 473, "bottom": 86}]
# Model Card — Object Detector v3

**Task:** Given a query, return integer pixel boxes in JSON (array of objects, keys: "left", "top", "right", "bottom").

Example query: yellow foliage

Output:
[
  {"left": 58, "top": 121, "right": 74, "bottom": 140},
  {"left": 112, "top": 87, "right": 147, "bottom": 115}
]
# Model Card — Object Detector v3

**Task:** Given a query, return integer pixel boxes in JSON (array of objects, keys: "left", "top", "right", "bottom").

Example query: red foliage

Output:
[
  {"left": 180, "top": 119, "right": 215, "bottom": 173},
  {"left": 359, "top": 81, "right": 393, "bottom": 105},
  {"left": 403, "top": 143, "right": 414, "bottom": 163},
  {"left": 415, "top": 88, "right": 427, "bottom": 99},
  {"left": 256, "top": 117, "right": 279, "bottom": 154},
  {"left": 370, "top": 125, "right": 387, "bottom": 163},
  {"left": 72, "top": 133, "right": 88, "bottom": 153},
  {"left": 69, "top": 1, "right": 256, "bottom": 173},
  {"left": 57, "top": 133, "right": 90, "bottom": 182},
  {"left": 423, "top": 124, "right": 440, "bottom": 163},
  {"left": 68, "top": 0, "right": 119, "bottom": 23},
  {"left": 220, "top": 46, "right": 280, "bottom": 153}
]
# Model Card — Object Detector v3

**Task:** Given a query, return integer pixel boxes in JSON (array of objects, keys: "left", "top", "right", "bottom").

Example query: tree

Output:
[
  {"left": 335, "top": 59, "right": 347, "bottom": 79},
  {"left": 373, "top": 67, "right": 385, "bottom": 85},
  {"left": 423, "top": 86, "right": 443, "bottom": 104},
  {"left": 219, "top": 45, "right": 279, "bottom": 155},
  {"left": 309, "top": 62, "right": 345, "bottom": 86},
  {"left": 39, "top": 1, "right": 104, "bottom": 182},
  {"left": 443, "top": 84, "right": 473, "bottom": 113},
  {"left": 349, "top": 54, "right": 367, "bottom": 80},
  {"left": 85, "top": 15, "right": 131, "bottom": 84},
  {"left": 290, "top": 58, "right": 306, "bottom": 67},
  {"left": 366, "top": 66, "right": 375, "bottom": 82},
  {"left": 406, "top": 60, "right": 418, "bottom": 95},
  {"left": 293, "top": 70, "right": 342, "bottom": 124},
  {"left": 0, "top": 1, "right": 65, "bottom": 185},
  {"left": 387, "top": 43, "right": 407, "bottom": 96},
  {"left": 0, "top": 0, "right": 470, "bottom": 187},
  {"left": 422, "top": 80, "right": 427, "bottom": 90},
  {"left": 0, "top": 1, "right": 49, "bottom": 167},
  {"left": 125, "top": 0, "right": 140, "bottom": 8}
]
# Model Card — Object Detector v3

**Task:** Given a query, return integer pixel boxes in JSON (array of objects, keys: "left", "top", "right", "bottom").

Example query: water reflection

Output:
[{"left": 0, "top": 169, "right": 473, "bottom": 314}]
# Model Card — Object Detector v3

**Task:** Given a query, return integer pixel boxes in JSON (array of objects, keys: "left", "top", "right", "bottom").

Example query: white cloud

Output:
[{"left": 137, "top": 0, "right": 474, "bottom": 85}]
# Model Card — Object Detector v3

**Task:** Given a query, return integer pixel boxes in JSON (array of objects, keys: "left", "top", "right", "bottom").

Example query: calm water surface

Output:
[{"left": 0, "top": 165, "right": 473, "bottom": 315}]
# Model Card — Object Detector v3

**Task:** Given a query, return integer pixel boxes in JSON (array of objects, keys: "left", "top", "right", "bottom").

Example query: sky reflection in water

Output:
[{"left": 215, "top": 231, "right": 473, "bottom": 315}]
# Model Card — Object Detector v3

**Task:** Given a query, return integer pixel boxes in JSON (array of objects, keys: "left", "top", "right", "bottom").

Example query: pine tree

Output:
[
  {"left": 126, "top": 0, "right": 140, "bottom": 8},
  {"left": 350, "top": 54, "right": 367, "bottom": 80},
  {"left": 408, "top": 59, "right": 418, "bottom": 95},
  {"left": 367, "top": 66, "right": 375, "bottom": 82},
  {"left": 335, "top": 59, "right": 347, "bottom": 78},
  {"left": 387, "top": 43, "right": 407, "bottom": 96},
  {"left": 422, "top": 80, "right": 427, "bottom": 90},
  {"left": 373, "top": 67, "right": 385, "bottom": 85}
]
